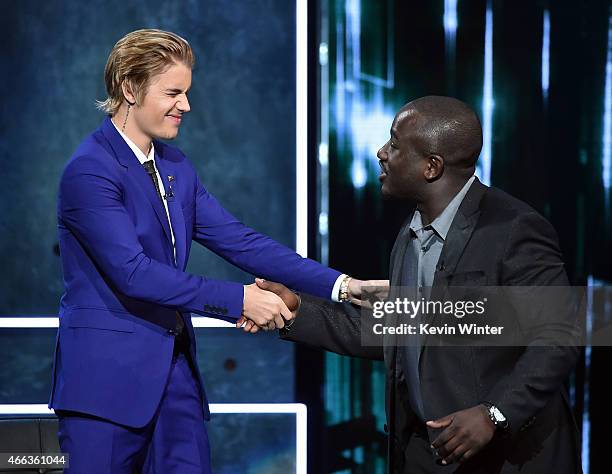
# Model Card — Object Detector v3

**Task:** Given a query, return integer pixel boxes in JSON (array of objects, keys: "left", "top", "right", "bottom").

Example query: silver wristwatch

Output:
[{"left": 482, "top": 402, "right": 509, "bottom": 430}]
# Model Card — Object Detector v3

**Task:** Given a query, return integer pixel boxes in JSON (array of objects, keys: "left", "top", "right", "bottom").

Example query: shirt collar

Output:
[
  {"left": 409, "top": 175, "right": 476, "bottom": 240},
  {"left": 110, "top": 118, "right": 155, "bottom": 164}
]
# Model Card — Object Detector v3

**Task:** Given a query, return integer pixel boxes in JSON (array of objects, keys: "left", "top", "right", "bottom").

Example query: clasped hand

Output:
[
  {"left": 236, "top": 278, "right": 390, "bottom": 333},
  {"left": 238, "top": 281, "right": 294, "bottom": 332}
]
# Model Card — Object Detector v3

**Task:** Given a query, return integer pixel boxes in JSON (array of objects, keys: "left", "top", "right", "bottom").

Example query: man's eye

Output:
[{"left": 390, "top": 141, "right": 398, "bottom": 148}]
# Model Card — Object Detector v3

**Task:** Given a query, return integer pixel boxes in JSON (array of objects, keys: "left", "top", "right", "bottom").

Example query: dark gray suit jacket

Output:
[{"left": 282, "top": 178, "right": 581, "bottom": 473}]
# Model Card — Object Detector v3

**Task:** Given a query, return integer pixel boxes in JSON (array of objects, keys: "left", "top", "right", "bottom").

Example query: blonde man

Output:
[{"left": 50, "top": 29, "right": 372, "bottom": 473}]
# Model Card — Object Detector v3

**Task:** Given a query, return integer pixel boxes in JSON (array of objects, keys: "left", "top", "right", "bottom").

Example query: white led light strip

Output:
[
  {"left": 0, "top": 403, "right": 307, "bottom": 474},
  {"left": 295, "top": 0, "right": 308, "bottom": 257},
  {"left": 295, "top": 0, "right": 308, "bottom": 256},
  {"left": 0, "top": 317, "right": 235, "bottom": 329}
]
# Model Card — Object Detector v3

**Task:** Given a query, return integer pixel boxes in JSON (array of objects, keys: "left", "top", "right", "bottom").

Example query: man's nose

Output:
[
  {"left": 178, "top": 95, "right": 191, "bottom": 113},
  {"left": 377, "top": 142, "right": 388, "bottom": 160}
]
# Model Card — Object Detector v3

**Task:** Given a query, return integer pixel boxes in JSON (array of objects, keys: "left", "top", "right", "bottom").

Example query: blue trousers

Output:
[{"left": 57, "top": 353, "right": 211, "bottom": 473}]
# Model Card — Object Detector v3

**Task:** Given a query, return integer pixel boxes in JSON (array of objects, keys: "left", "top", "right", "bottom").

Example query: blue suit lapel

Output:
[
  {"left": 155, "top": 153, "right": 187, "bottom": 269},
  {"left": 100, "top": 117, "right": 175, "bottom": 254}
]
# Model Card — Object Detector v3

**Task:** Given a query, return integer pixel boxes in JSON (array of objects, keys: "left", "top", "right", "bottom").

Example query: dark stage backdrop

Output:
[
  {"left": 0, "top": 1, "right": 300, "bottom": 472},
  {"left": 310, "top": 0, "right": 612, "bottom": 473}
]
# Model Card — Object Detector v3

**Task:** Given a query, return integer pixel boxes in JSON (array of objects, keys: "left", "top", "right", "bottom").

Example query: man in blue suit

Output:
[{"left": 49, "top": 29, "right": 380, "bottom": 473}]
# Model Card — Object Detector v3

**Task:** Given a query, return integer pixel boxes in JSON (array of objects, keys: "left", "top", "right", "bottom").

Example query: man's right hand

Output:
[
  {"left": 237, "top": 279, "right": 300, "bottom": 333},
  {"left": 241, "top": 282, "right": 293, "bottom": 332}
]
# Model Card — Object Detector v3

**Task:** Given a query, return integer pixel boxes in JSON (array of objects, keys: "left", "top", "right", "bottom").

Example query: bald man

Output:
[{"left": 256, "top": 97, "right": 581, "bottom": 473}]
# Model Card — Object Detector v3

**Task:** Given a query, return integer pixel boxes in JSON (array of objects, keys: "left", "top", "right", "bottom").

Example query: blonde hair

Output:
[{"left": 96, "top": 29, "right": 195, "bottom": 115}]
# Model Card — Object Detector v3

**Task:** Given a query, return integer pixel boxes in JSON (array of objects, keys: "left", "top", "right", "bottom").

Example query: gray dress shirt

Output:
[{"left": 398, "top": 176, "right": 476, "bottom": 421}]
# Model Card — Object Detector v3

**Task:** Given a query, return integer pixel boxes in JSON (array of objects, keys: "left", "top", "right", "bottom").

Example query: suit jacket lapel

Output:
[
  {"left": 432, "top": 178, "right": 486, "bottom": 288},
  {"left": 100, "top": 117, "right": 175, "bottom": 253},
  {"left": 155, "top": 152, "right": 187, "bottom": 269},
  {"left": 420, "top": 178, "right": 486, "bottom": 351}
]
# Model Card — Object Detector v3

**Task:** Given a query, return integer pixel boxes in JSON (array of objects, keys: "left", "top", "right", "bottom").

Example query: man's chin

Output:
[
  {"left": 157, "top": 129, "right": 179, "bottom": 141},
  {"left": 380, "top": 184, "right": 412, "bottom": 202},
  {"left": 380, "top": 183, "right": 394, "bottom": 200}
]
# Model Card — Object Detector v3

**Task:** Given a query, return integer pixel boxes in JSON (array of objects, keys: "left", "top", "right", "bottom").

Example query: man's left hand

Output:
[
  {"left": 427, "top": 404, "right": 496, "bottom": 465},
  {"left": 348, "top": 279, "right": 389, "bottom": 308}
]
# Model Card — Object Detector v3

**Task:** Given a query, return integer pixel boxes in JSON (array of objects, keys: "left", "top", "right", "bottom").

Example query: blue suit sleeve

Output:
[
  {"left": 190, "top": 171, "right": 342, "bottom": 298},
  {"left": 59, "top": 156, "right": 244, "bottom": 320}
]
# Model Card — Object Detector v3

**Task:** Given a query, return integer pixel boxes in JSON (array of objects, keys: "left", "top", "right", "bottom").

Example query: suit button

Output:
[{"left": 383, "top": 424, "right": 389, "bottom": 433}]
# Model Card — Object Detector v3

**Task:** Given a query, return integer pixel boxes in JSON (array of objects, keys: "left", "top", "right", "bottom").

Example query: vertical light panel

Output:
[
  {"left": 444, "top": 0, "right": 458, "bottom": 37},
  {"left": 344, "top": 0, "right": 395, "bottom": 191},
  {"left": 478, "top": 2, "right": 494, "bottom": 186},
  {"left": 542, "top": 9, "right": 550, "bottom": 101},
  {"left": 603, "top": 13, "right": 612, "bottom": 212},
  {"left": 582, "top": 275, "right": 595, "bottom": 474},
  {"left": 346, "top": 0, "right": 367, "bottom": 190},
  {"left": 296, "top": 0, "right": 308, "bottom": 256},
  {"left": 319, "top": 9, "right": 330, "bottom": 265},
  {"left": 444, "top": 0, "right": 458, "bottom": 72}
]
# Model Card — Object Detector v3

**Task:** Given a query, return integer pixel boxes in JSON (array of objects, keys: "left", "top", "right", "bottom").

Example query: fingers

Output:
[
  {"left": 255, "top": 277, "right": 286, "bottom": 295},
  {"left": 243, "top": 280, "right": 298, "bottom": 330},
  {"left": 238, "top": 317, "right": 260, "bottom": 333},
  {"left": 431, "top": 426, "right": 457, "bottom": 454},
  {"left": 459, "top": 448, "right": 476, "bottom": 464},
  {"left": 279, "top": 299, "right": 292, "bottom": 323},
  {"left": 434, "top": 431, "right": 461, "bottom": 460},
  {"left": 255, "top": 278, "right": 300, "bottom": 312},
  {"left": 442, "top": 442, "right": 469, "bottom": 465},
  {"left": 427, "top": 415, "right": 453, "bottom": 430},
  {"left": 273, "top": 314, "right": 285, "bottom": 330},
  {"left": 248, "top": 321, "right": 260, "bottom": 333}
]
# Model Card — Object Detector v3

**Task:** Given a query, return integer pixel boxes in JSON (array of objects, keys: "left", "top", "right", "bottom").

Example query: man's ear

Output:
[
  {"left": 424, "top": 154, "right": 444, "bottom": 181},
  {"left": 121, "top": 81, "right": 137, "bottom": 106}
]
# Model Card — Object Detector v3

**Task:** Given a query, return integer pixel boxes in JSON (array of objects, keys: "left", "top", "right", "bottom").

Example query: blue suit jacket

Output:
[{"left": 49, "top": 116, "right": 341, "bottom": 427}]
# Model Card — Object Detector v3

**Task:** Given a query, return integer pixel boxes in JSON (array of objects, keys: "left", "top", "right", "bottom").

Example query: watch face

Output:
[{"left": 492, "top": 407, "right": 506, "bottom": 422}]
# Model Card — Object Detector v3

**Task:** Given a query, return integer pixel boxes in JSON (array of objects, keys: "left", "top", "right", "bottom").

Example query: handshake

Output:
[{"left": 237, "top": 278, "right": 389, "bottom": 333}]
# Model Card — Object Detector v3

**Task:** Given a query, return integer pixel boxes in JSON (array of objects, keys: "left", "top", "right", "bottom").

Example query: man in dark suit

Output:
[{"left": 251, "top": 96, "right": 582, "bottom": 473}]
